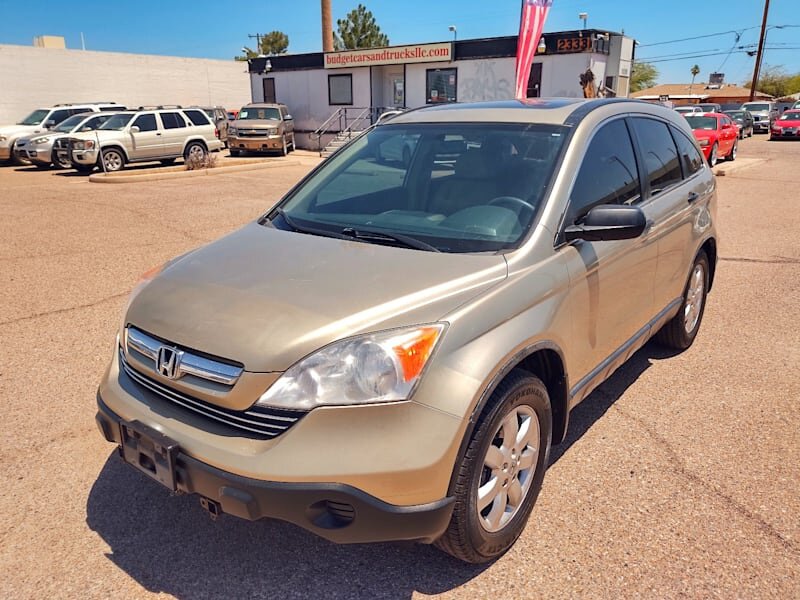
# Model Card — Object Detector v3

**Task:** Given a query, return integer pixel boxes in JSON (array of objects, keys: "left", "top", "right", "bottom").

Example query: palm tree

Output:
[{"left": 689, "top": 64, "right": 700, "bottom": 96}]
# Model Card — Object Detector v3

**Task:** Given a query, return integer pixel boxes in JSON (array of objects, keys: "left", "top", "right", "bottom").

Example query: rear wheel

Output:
[
  {"left": 726, "top": 140, "right": 737, "bottom": 161},
  {"left": 184, "top": 141, "right": 207, "bottom": 162},
  {"left": 708, "top": 143, "right": 718, "bottom": 167},
  {"left": 100, "top": 148, "right": 125, "bottom": 172},
  {"left": 655, "top": 251, "right": 709, "bottom": 350},
  {"left": 435, "top": 370, "right": 551, "bottom": 563}
]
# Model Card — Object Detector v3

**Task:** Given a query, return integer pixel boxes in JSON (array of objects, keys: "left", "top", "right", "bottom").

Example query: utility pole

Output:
[
  {"left": 321, "top": 0, "right": 333, "bottom": 52},
  {"left": 749, "top": 0, "right": 770, "bottom": 101},
  {"left": 247, "top": 33, "right": 263, "bottom": 54}
]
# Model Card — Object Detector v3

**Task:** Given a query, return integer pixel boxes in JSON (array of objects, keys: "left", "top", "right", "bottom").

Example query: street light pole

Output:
[{"left": 749, "top": 0, "right": 770, "bottom": 101}]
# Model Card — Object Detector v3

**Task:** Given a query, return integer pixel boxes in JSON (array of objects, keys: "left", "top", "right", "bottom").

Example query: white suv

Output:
[
  {"left": 0, "top": 102, "right": 124, "bottom": 163},
  {"left": 68, "top": 107, "right": 223, "bottom": 173}
]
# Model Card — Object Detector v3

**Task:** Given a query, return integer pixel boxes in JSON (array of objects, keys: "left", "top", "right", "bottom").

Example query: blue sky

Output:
[{"left": 0, "top": 0, "right": 798, "bottom": 86}]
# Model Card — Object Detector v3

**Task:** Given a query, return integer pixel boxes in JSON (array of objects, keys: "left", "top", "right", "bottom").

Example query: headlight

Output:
[
  {"left": 228, "top": 127, "right": 238, "bottom": 135},
  {"left": 30, "top": 136, "right": 50, "bottom": 144},
  {"left": 74, "top": 140, "right": 95, "bottom": 150},
  {"left": 697, "top": 139, "right": 709, "bottom": 147},
  {"left": 268, "top": 128, "right": 278, "bottom": 135},
  {"left": 257, "top": 324, "right": 447, "bottom": 410},
  {"left": 0, "top": 135, "right": 7, "bottom": 142}
]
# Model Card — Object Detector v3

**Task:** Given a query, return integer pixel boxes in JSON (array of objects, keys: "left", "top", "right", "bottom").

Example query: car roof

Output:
[
  {"left": 385, "top": 98, "right": 653, "bottom": 127},
  {"left": 245, "top": 103, "right": 285, "bottom": 108}
]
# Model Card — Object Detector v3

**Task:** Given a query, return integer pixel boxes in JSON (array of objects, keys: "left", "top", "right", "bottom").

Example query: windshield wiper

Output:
[
  {"left": 341, "top": 227, "right": 441, "bottom": 253},
  {"left": 273, "top": 208, "right": 350, "bottom": 240}
]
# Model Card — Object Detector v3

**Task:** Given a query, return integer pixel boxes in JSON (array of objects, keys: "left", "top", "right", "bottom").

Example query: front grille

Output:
[
  {"left": 120, "top": 351, "right": 305, "bottom": 439},
  {"left": 238, "top": 129, "right": 271, "bottom": 137}
]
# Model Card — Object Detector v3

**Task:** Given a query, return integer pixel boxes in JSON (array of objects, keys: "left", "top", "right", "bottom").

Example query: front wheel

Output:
[
  {"left": 100, "top": 148, "right": 125, "bottom": 172},
  {"left": 434, "top": 370, "right": 551, "bottom": 563},
  {"left": 655, "top": 251, "right": 709, "bottom": 350},
  {"left": 279, "top": 135, "right": 288, "bottom": 156},
  {"left": 708, "top": 143, "right": 718, "bottom": 167}
]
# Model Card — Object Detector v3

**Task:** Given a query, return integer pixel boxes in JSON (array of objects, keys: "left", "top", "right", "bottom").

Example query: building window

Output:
[
  {"left": 328, "top": 74, "right": 353, "bottom": 106},
  {"left": 263, "top": 78, "right": 276, "bottom": 104},
  {"left": 426, "top": 68, "right": 457, "bottom": 104}
]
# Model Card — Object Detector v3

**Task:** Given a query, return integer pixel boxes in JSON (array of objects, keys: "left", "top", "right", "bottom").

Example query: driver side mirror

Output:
[
  {"left": 44, "top": 120, "right": 56, "bottom": 129},
  {"left": 130, "top": 126, "right": 140, "bottom": 133},
  {"left": 564, "top": 204, "right": 647, "bottom": 242},
  {"left": 284, "top": 114, "right": 293, "bottom": 121}
]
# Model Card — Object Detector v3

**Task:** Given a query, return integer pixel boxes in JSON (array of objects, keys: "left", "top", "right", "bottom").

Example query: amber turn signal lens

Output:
[{"left": 392, "top": 327, "right": 442, "bottom": 382}]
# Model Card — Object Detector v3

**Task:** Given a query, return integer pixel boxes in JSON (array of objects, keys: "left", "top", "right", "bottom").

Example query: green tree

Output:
[
  {"left": 333, "top": 4, "right": 389, "bottom": 50},
  {"left": 235, "top": 30, "right": 289, "bottom": 61},
  {"left": 745, "top": 65, "right": 800, "bottom": 98},
  {"left": 630, "top": 61, "right": 658, "bottom": 93}
]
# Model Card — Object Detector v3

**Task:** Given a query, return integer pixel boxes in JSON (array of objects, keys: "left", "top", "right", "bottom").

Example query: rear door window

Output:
[
  {"left": 47, "top": 109, "right": 72, "bottom": 125},
  {"left": 160, "top": 112, "right": 186, "bottom": 129},
  {"left": 670, "top": 126, "right": 704, "bottom": 178},
  {"left": 630, "top": 118, "right": 682, "bottom": 196}
]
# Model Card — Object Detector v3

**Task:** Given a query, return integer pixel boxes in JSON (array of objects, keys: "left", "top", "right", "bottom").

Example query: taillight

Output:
[{"left": 214, "top": 127, "right": 219, "bottom": 138}]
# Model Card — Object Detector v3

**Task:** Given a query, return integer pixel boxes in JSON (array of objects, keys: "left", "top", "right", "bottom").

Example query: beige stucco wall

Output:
[{"left": 0, "top": 44, "right": 251, "bottom": 123}]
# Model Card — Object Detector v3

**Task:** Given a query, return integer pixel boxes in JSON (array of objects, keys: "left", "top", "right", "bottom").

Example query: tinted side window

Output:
[
  {"left": 184, "top": 109, "right": 211, "bottom": 126},
  {"left": 567, "top": 119, "right": 640, "bottom": 224},
  {"left": 48, "top": 109, "right": 72, "bottom": 125},
  {"left": 82, "top": 115, "right": 111, "bottom": 131},
  {"left": 670, "top": 126, "right": 703, "bottom": 177},
  {"left": 630, "top": 118, "right": 682, "bottom": 195},
  {"left": 161, "top": 112, "right": 186, "bottom": 129},
  {"left": 132, "top": 114, "right": 158, "bottom": 132}
]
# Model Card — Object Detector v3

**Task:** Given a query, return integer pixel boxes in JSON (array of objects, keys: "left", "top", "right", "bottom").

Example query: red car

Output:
[
  {"left": 684, "top": 113, "right": 738, "bottom": 166},
  {"left": 770, "top": 110, "right": 800, "bottom": 140}
]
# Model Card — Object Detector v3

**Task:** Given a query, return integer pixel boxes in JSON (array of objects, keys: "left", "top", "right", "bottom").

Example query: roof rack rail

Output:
[
  {"left": 135, "top": 105, "right": 183, "bottom": 110},
  {"left": 53, "top": 101, "right": 121, "bottom": 106}
]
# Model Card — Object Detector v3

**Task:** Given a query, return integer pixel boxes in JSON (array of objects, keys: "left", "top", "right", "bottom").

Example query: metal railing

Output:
[{"left": 312, "top": 106, "right": 402, "bottom": 155}]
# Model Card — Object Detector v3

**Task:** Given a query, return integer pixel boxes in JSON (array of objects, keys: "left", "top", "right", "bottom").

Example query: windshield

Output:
[
  {"left": 239, "top": 107, "right": 280, "bottom": 120},
  {"left": 98, "top": 114, "right": 135, "bottom": 130},
  {"left": 685, "top": 116, "right": 718, "bottom": 130},
  {"left": 675, "top": 107, "right": 697, "bottom": 114},
  {"left": 272, "top": 123, "right": 567, "bottom": 253},
  {"left": 18, "top": 109, "right": 49, "bottom": 126},
  {"left": 724, "top": 111, "right": 744, "bottom": 120},
  {"left": 778, "top": 111, "right": 800, "bottom": 121},
  {"left": 53, "top": 115, "right": 87, "bottom": 133},
  {"left": 742, "top": 103, "right": 769, "bottom": 112}
]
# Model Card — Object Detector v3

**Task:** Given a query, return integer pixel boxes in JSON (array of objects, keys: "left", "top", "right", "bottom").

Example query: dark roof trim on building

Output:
[{"left": 248, "top": 29, "right": 624, "bottom": 73}]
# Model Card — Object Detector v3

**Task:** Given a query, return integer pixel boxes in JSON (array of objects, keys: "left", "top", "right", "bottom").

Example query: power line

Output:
[
  {"left": 637, "top": 24, "right": 800, "bottom": 48},
  {"left": 644, "top": 47, "right": 799, "bottom": 64}
]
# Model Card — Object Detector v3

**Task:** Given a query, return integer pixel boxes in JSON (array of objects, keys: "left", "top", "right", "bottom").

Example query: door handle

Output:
[
  {"left": 156, "top": 132, "right": 162, "bottom": 136},
  {"left": 687, "top": 192, "right": 699, "bottom": 203}
]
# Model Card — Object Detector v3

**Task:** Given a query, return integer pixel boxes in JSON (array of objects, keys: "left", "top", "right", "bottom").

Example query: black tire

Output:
[
  {"left": 159, "top": 158, "right": 176, "bottom": 166},
  {"left": 434, "top": 369, "right": 552, "bottom": 564},
  {"left": 726, "top": 140, "right": 737, "bottom": 161},
  {"left": 289, "top": 134, "right": 296, "bottom": 152},
  {"left": 655, "top": 250, "right": 710, "bottom": 350},
  {"left": 184, "top": 141, "right": 207, "bottom": 162},
  {"left": 229, "top": 149, "right": 241, "bottom": 157},
  {"left": 279, "top": 135, "right": 288, "bottom": 156},
  {"left": 100, "top": 147, "right": 125, "bottom": 172},
  {"left": 708, "top": 143, "right": 718, "bottom": 167}
]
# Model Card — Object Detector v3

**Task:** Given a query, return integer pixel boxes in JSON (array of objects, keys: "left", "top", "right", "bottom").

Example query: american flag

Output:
[{"left": 515, "top": 0, "right": 553, "bottom": 99}]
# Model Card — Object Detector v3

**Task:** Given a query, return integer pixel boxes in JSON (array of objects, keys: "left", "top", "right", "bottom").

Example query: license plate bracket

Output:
[{"left": 119, "top": 420, "right": 179, "bottom": 491}]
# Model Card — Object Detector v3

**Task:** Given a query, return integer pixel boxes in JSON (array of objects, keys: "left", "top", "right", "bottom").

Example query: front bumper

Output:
[
  {"left": 753, "top": 120, "right": 770, "bottom": 132},
  {"left": 229, "top": 135, "right": 283, "bottom": 152},
  {"left": 96, "top": 396, "right": 455, "bottom": 543},
  {"left": 71, "top": 147, "right": 99, "bottom": 165},
  {"left": 770, "top": 128, "right": 799, "bottom": 139}
]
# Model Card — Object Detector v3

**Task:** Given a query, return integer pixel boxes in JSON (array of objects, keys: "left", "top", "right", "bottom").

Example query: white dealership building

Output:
[{"left": 246, "top": 29, "right": 635, "bottom": 150}]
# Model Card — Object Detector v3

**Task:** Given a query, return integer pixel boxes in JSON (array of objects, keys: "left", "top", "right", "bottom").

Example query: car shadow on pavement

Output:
[
  {"left": 548, "top": 340, "right": 681, "bottom": 466},
  {"left": 86, "top": 458, "right": 488, "bottom": 599}
]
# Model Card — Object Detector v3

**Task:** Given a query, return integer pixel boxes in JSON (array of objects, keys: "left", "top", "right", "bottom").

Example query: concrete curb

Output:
[
  {"left": 712, "top": 157, "right": 765, "bottom": 177},
  {"left": 88, "top": 159, "right": 302, "bottom": 184}
]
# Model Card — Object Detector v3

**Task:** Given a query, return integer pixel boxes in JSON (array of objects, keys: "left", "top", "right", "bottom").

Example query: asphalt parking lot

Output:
[{"left": 1, "top": 137, "right": 798, "bottom": 599}]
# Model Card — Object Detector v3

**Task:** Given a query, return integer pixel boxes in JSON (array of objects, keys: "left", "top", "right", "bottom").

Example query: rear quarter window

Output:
[{"left": 184, "top": 110, "right": 211, "bottom": 126}]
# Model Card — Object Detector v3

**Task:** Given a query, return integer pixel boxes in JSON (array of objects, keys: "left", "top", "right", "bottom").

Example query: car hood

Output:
[
  {"left": 0, "top": 124, "right": 42, "bottom": 138},
  {"left": 126, "top": 222, "right": 508, "bottom": 372},
  {"left": 69, "top": 130, "right": 126, "bottom": 142},
  {"left": 774, "top": 119, "right": 800, "bottom": 126}
]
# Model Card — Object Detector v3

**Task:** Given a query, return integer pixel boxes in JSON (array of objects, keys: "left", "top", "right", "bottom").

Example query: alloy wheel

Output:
[
  {"left": 103, "top": 150, "right": 123, "bottom": 172},
  {"left": 476, "top": 405, "right": 539, "bottom": 533},
  {"left": 684, "top": 263, "right": 705, "bottom": 334}
]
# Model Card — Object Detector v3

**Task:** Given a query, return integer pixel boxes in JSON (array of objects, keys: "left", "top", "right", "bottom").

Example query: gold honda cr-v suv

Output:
[{"left": 96, "top": 98, "right": 717, "bottom": 563}]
